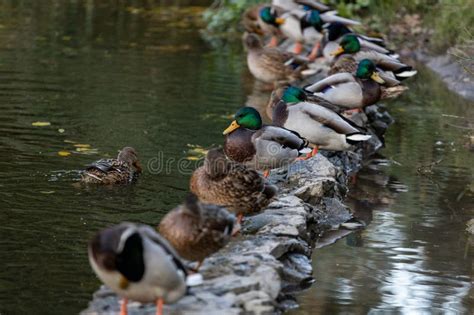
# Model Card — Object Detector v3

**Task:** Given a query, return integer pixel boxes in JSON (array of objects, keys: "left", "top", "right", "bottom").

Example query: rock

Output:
[{"left": 466, "top": 219, "right": 474, "bottom": 235}]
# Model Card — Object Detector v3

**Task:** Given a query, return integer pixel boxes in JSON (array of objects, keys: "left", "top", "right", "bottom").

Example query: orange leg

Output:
[
  {"left": 297, "top": 146, "right": 319, "bottom": 160},
  {"left": 310, "top": 146, "right": 318, "bottom": 157},
  {"left": 293, "top": 42, "right": 304, "bottom": 54},
  {"left": 268, "top": 36, "right": 279, "bottom": 47},
  {"left": 308, "top": 41, "right": 321, "bottom": 61},
  {"left": 343, "top": 108, "right": 362, "bottom": 116},
  {"left": 156, "top": 298, "right": 163, "bottom": 315},
  {"left": 120, "top": 298, "right": 128, "bottom": 315},
  {"left": 263, "top": 170, "right": 270, "bottom": 178}
]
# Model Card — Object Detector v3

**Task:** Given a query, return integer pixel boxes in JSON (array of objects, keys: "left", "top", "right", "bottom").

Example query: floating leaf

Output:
[
  {"left": 40, "top": 191, "right": 55, "bottom": 194},
  {"left": 186, "top": 156, "right": 200, "bottom": 161},
  {"left": 76, "top": 147, "right": 92, "bottom": 152},
  {"left": 74, "top": 144, "right": 91, "bottom": 148},
  {"left": 32, "top": 121, "right": 51, "bottom": 127},
  {"left": 58, "top": 151, "right": 71, "bottom": 157},
  {"left": 64, "top": 139, "right": 76, "bottom": 144},
  {"left": 58, "top": 128, "right": 65, "bottom": 133}
]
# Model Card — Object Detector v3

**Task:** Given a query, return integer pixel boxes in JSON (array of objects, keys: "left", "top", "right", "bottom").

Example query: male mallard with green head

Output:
[
  {"left": 190, "top": 148, "right": 277, "bottom": 221},
  {"left": 329, "top": 34, "right": 417, "bottom": 82},
  {"left": 223, "top": 106, "right": 310, "bottom": 176},
  {"left": 81, "top": 147, "right": 141, "bottom": 185},
  {"left": 159, "top": 193, "right": 238, "bottom": 271},
  {"left": 244, "top": 33, "right": 310, "bottom": 84},
  {"left": 88, "top": 223, "right": 202, "bottom": 315},
  {"left": 303, "top": 59, "right": 407, "bottom": 109},
  {"left": 270, "top": 98, "right": 371, "bottom": 153}
]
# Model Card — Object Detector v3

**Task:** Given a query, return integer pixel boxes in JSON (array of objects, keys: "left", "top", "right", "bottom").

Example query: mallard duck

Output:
[
  {"left": 81, "top": 147, "right": 141, "bottom": 185},
  {"left": 328, "top": 34, "right": 417, "bottom": 82},
  {"left": 321, "top": 22, "right": 391, "bottom": 61},
  {"left": 223, "top": 106, "right": 310, "bottom": 176},
  {"left": 88, "top": 223, "right": 201, "bottom": 315},
  {"left": 244, "top": 33, "right": 311, "bottom": 84},
  {"left": 190, "top": 148, "right": 277, "bottom": 221},
  {"left": 303, "top": 59, "right": 408, "bottom": 109},
  {"left": 257, "top": 6, "right": 286, "bottom": 47},
  {"left": 272, "top": 9, "right": 360, "bottom": 58},
  {"left": 159, "top": 193, "right": 237, "bottom": 271},
  {"left": 267, "top": 84, "right": 344, "bottom": 119},
  {"left": 273, "top": 0, "right": 330, "bottom": 12},
  {"left": 270, "top": 99, "right": 371, "bottom": 152}
]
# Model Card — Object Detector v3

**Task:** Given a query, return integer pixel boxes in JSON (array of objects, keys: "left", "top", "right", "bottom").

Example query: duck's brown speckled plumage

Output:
[
  {"left": 159, "top": 193, "right": 235, "bottom": 262},
  {"left": 245, "top": 33, "right": 308, "bottom": 84},
  {"left": 190, "top": 149, "right": 277, "bottom": 217},
  {"left": 81, "top": 147, "right": 141, "bottom": 185}
]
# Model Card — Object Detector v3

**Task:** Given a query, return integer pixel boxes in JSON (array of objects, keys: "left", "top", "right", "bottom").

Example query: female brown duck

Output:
[
  {"left": 81, "top": 147, "right": 141, "bottom": 185},
  {"left": 159, "top": 192, "right": 237, "bottom": 271}
]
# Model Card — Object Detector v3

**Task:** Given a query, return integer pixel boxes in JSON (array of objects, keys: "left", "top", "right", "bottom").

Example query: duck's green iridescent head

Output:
[
  {"left": 356, "top": 59, "right": 385, "bottom": 84},
  {"left": 259, "top": 6, "right": 285, "bottom": 26},
  {"left": 282, "top": 86, "right": 306, "bottom": 103},
  {"left": 331, "top": 34, "right": 360, "bottom": 56},
  {"left": 223, "top": 107, "right": 262, "bottom": 135},
  {"left": 304, "top": 10, "right": 322, "bottom": 31}
]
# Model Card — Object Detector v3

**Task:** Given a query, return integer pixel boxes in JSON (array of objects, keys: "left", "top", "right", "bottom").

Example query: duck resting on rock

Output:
[
  {"left": 303, "top": 59, "right": 408, "bottom": 110},
  {"left": 244, "top": 33, "right": 316, "bottom": 85},
  {"left": 223, "top": 106, "right": 311, "bottom": 177},
  {"left": 81, "top": 147, "right": 141, "bottom": 185},
  {"left": 159, "top": 193, "right": 238, "bottom": 271},
  {"left": 328, "top": 34, "right": 417, "bottom": 83},
  {"left": 190, "top": 148, "right": 277, "bottom": 223},
  {"left": 269, "top": 98, "right": 372, "bottom": 154},
  {"left": 88, "top": 223, "right": 202, "bottom": 315}
]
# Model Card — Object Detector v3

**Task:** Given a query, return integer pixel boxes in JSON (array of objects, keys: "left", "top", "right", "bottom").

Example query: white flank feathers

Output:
[
  {"left": 186, "top": 273, "right": 204, "bottom": 287},
  {"left": 299, "top": 147, "right": 312, "bottom": 154},
  {"left": 346, "top": 134, "right": 372, "bottom": 141},
  {"left": 397, "top": 70, "right": 418, "bottom": 78}
]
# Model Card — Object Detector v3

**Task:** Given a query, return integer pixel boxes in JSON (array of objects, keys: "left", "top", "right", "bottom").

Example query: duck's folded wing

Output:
[
  {"left": 359, "top": 38, "right": 391, "bottom": 54},
  {"left": 300, "top": 102, "right": 361, "bottom": 134},
  {"left": 321, "top": 12, "right": 361, "bottom": 26},
  {"left": 259, "top": 125, "right": 308, "bottom": 150},
  {"left": 305, "top": 93, "right": 344, "bottom": 113},
  {"left": 304, "top": 72, "right": 355, "bottom": 92},
  {"left": 295, "top": 0, "right": 330, "bottom": 12},
  {"left": 357, "top": 34, "right": 386, "bottom": 47},
  {"left": 140, "top": 225, "right": 189, "bottom": 276}
]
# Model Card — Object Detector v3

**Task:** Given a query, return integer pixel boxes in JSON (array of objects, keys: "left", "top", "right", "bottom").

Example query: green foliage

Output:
[{"left": 203, "top": 0, "right": 265, "bottom": 34}]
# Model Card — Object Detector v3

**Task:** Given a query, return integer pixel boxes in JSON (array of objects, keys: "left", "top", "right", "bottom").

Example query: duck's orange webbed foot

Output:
[{"left": 120, "top": 298, "right": 128, "bottom": 315}]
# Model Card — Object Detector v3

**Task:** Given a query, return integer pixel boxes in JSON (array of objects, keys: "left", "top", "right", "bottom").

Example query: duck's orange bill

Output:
[
  {"left": 223, "top": 120, "right": 240, "bottom": 135},
  {"left": 330, "top": 46, "right": 345, "bottom": 56},
  {"left": 275, "top": 17, "right": 285, "bottom": 25}
]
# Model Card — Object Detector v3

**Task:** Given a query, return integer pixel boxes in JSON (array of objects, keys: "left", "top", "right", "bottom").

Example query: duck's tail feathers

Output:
[
  {"left": 299, "top": 147, "right": 312, "bottom": 155},
  {"left": 186, "top": 273, "right": 204, "bottom": 287},
  {"left": 381, "top": 85, "right": 408, "bottom": 99},
  {"left": 301, "top": 68, "right": 319, "bottom": 76},
  {"left": 395, "top": 68, "right": 417, "bottom": 79},
  {"left": 346, "top": 133, "right": 371, "bottom": 143}
]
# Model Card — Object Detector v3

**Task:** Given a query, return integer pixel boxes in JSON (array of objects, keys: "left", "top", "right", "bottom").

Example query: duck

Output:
[
  {"left": 257, "top": 6, "right": 286, "bottom": 47},
  {"left": 321, "top": 22, "right": 391, "bottom": 61},
  {"left": 270, "top": 98, "right": 372, "bottom": 153},
  {"left": 303, "top": 59, "right": 408, "bottom": 109},
  {"left": 328, "top": 34, "right": 417, "bottom": 82},
  {"left": 266, "top": 84, "right": 344, "bottom": 119},
  {"left": 242, "top": 5, "right": 266, "bottom": 36},
  {"left": 159, "top": 193, "right": 238, "bottom": 271},
  {"left": 268, "top": 8, "right": 360, "bottom": 59},
  {"left": 244, "top": 32, "right": 311, "bottom": 84},
  {"left": 272, "top": 0, "right": 330, "bottom": 12},
  {"left": 223, "top": 106, "right": 310, "bottom": 176},
  {"left": 190, "top": 148, "right": 277, "bottom": 222},
  {"left": 81, "top": 147, "right": 141, "bottom": 185},
  {"left": 88, "top": 223, "right": 202, "bottom": 315}
]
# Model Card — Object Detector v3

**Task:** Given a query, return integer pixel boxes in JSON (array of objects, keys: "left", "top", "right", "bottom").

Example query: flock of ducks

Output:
[{"left": 85, "top": 1, "right": 417, "bottom": 314}]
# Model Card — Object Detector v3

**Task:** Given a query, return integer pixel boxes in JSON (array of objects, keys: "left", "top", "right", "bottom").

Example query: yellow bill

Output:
[
  {"left": 223, "top": 120, "right": 240, "bottom": 135},
  {"left": 371, "top": 72, "right": 385, "bottom": 84},
  {"left": 330, "top": 46, "right": 345, "bottom": 56},
  {"left": 275, "top": 17, "right": 285, "bottom": 25}
]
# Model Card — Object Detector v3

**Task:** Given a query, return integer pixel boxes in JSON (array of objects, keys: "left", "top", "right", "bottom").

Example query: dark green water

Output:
[{"left": 0, "top": 1, "right": 472, "bottom": 315}]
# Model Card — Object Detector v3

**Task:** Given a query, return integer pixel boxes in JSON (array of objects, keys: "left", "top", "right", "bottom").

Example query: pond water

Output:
[{"left": 0, "top": 1, "right": 472, "bottom": 315}]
